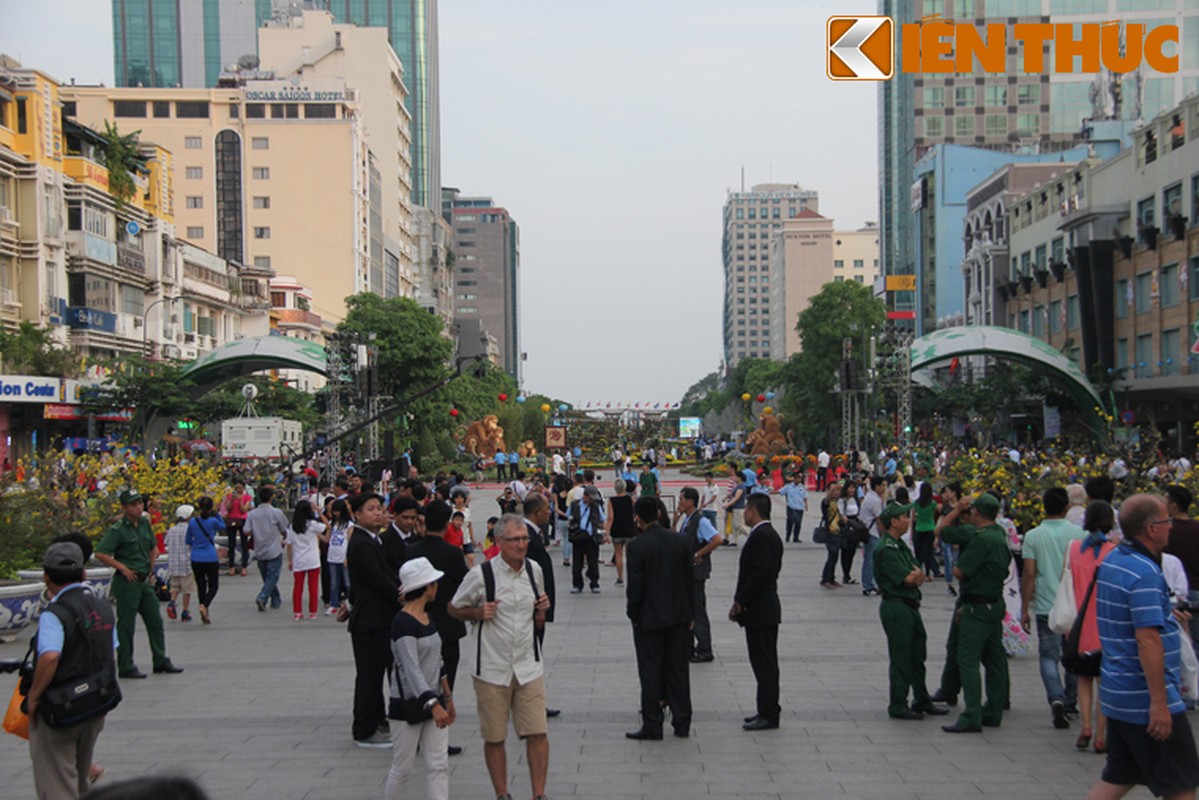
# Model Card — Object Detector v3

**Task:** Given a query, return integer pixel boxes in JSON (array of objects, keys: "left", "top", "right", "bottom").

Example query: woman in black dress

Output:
[{"left": 605, "top": 479, "right": 636, "bottom": 587}]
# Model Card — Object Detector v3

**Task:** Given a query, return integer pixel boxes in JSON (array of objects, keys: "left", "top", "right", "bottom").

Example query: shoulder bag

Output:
[
  {"left": 1061, "top": 569, "right": 1102, "bottom": 677},
  {"left": 1048, "top": 544, "right": 1077, "bottom": 634}
]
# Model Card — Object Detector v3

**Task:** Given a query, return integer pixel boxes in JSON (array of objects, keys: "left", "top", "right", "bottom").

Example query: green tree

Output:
[
  {"left": 0, "top": 322, "right": 80, "bottom": 377},
  {"left": 79, "top": 356, "right": 194, "bottom": 448},
  {"left": 99, "top": 121, "right": 143, "bottom": 207},
  {"left": 782, "top": 280, "right": 885, "bottom": 447}
]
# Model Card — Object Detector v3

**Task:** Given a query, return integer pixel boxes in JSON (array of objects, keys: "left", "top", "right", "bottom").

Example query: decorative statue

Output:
[
  {"left": 744, "top": 413, "right": 793, "bottom": 457},
  {"left": 517, "top": 440, "right": 537, "bottom": 458},
  {"left": 459, "top": 415, "right": 507, "bottom": 458}
]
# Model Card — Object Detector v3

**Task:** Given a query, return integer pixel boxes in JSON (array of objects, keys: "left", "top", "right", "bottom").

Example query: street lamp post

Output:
[{"left": 142, "top": 295, "right": 180, "bottom": 358}]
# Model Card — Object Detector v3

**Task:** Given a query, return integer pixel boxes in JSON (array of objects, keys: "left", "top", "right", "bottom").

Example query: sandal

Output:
[
  {"left": 1076, "top": 729, "right": 1092, "bottom": 750},
  {"left": 1094, "top": 739, "right": 1106, "bottom": 754}
]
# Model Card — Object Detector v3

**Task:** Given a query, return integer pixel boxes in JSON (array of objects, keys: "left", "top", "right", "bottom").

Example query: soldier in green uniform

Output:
[
  {"left": 94, "top": 490, "right": 184, "bottom": 679},
  {"left": 874, "top": 501, "right": 950, "bottom": 720},
  {"left": 931, "top": 503, "right": 982, "bottom": 706},
  {"left": 937, "top": 493, "right": 1010, "bottom": 733}
]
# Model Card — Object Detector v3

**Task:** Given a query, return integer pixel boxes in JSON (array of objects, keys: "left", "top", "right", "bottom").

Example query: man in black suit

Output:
[
  {"left": 522, "top": 493, "right": 560, "bottom": 718},
  {"left": 626, "top": 496, "right": 695, "bottom": 740},
  {"left": 403, "top": 500, "right": 469, "bottom": 755},
  {"left": 345, "top": 492, "right": 399, "bottom": 747},
  {"left": 730, "top": 492, "right": 784, "bottom": 731},
  {"left": 379, "top": 496, "right": 421, "bottom": 576}
]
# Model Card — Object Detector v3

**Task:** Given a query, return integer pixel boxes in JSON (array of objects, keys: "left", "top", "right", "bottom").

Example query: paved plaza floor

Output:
[{"left": 0, "top": 474, "right": 1162, "bottom": 799}]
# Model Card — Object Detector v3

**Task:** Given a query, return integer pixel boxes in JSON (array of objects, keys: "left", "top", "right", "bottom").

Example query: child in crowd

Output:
[
  {"left": 451, "top": 490, "right": 475, "bottom": 568},
  {"left": 288, "top": 500, "right": 328, "bottom": 620},
  {"left": 325, "top": 499, "right": 352, "bottom": 615},
  {"left": 482, "top": 517, "right": 500, "bottom": 560},
  {"left": 165, "top": 504, "right": 195, "bottom": 622}
]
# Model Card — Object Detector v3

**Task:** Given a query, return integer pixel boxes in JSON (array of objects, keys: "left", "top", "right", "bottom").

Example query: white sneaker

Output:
[
  {"left": 325, "top": 607, "right": 336, "bottom": 616},
  {"left": 355, "top": 731, "right": 391, "bottom": 749}
]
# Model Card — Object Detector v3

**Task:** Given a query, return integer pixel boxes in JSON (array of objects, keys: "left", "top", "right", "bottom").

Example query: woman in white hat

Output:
[{"left": 385, "top": 557, "right": 456, "bottom": 800}]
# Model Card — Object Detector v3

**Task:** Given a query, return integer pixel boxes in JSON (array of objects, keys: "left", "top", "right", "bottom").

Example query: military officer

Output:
[
  {"left": 94, "top": 490, "right": 183, "bottom": 679},
  {"left": 875, "top": 501, "right": 949, "bottom": 720},
  {"left": 936, "top": 493, "right": 1010, "bottom": 733}
]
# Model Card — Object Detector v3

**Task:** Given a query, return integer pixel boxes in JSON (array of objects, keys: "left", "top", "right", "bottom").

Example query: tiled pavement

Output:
[{"left": 0, "top": 477, "right": 1157, "bottom": 799}]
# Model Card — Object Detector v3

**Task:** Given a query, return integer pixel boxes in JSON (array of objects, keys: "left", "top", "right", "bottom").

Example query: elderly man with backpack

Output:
[{"left": 450, "top": 514, "right": 552, "bottom": 800}]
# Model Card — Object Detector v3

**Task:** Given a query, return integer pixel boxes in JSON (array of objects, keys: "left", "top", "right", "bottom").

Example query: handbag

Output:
[
  {"left": 843, "top": 517, "right": 870, "bottom": 545},
  {"left": 1048, "top": 545, "right": 1077, "bottom": 634},
  {"left": 1062, "top": 571, "right": 1102, "bottom": 677},
  {"left": 813, "top": 524, "right": 830, "bottom": 544},
  {"left": 3, "top": 683, "right": 29, "bottom": 740}
]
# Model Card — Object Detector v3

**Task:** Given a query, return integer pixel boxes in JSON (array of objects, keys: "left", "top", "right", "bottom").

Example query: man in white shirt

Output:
[
  {"left": 817, "top": 449, "right": 831, "bottom": 491},
  {"left": 450, "top": 515, "right": 552, "bottom": 800},
  {"left": 858, "top": 476, "right": 886, "bottom": 597}
]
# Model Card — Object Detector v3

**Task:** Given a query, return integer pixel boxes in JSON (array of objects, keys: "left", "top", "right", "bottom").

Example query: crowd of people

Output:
[{"left": 11, "top": 442, "right": 1199, "bottom": 800}]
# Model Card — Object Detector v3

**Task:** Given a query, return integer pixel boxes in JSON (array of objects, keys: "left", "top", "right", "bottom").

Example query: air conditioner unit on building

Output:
[
  {"left": 162, "top": 344, "right": 182, "bottom": 359},
  {"left": 182, "top": 347, "right": 199, "bottom": 360},
  {"left": 0, "top": 207, "right": 13, "bottom": 224},
  {"left": 0, "top": 288, "right": 16, "bottom": 306},
  {"left": 163, "top": 326, "right": 177, "bottom": 339},
  {"left": 133, "top": 316, "right": 143, "bottom": 328}
]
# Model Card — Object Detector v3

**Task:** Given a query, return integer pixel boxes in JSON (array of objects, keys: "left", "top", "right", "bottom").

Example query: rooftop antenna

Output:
[{"left": 740, "top": 166, "right": 744, "bottom": 192}]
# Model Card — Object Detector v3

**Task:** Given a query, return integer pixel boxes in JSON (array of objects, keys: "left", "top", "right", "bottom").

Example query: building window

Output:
[
  {"left": 252, "top": 167, "right": 270, "bottom": 180},
  {"left": 1020, "top": 310, "right": 1030, "bottom": 333},
  {"left": 1116, "top": 279, "right": 1129, "bottom": 318},
  {"left": 254, "top": 227, "right": 270, "bottom": 239},
  {"left": 1049, "top": 300, "right": 1061, "bottom": 334},
  {"left": 924, "top": 117, "right": 944, "bottom": 137},
  {"left": 834, "top": 260, "right": 845, "bottom": 269},
  {"left": 1192, "top": 175, "right": 1199, "bottom": 225},
  {"left": 215, "top": 130, "right": 244, "bottom": 263},
  {"left": 1163, "top": 182, "right": 1183, "bottom": 222},
  {"left": 1018, "top": 85, "right": 1039, "bottom": 105},
  {"left": 1162, "top": 328, "right": 1180, "bottom": 376},
  {"left": 1136, "top": 334, "right": 1154, "bottom": 378},
  {"left": 253, "top": 196, "right": 270, "bottom": 209},
  {"left": 985, "top": 114, "right": 1007, "bottom": 136},
  {"left": 245, "top": 104, "right": 265, "bottom": 119},
  {"left": 175, "top": 101, "right": 210, "bottom": 119},
  {"left": 1161, "top": 264, "right": 1179, "bottom": 307},
  {"left": 1117, "top": 337, "right": 1129, "bottom": 371},
  {"left": 185, "top": 226, "right": 203, "bottom": 238},
  {"left": 1016, "top": 113, "right": 1040, "bottom": 134},
  {"left": 305, "top": 104, "right": 336, "bottom": 119},
  {"left": 1033, "top": 305, "right": 1045, "bottom": 337},
  {"left": 185, "top": 196, "right": 203, "bottom": 209},
  {"left": 1051, "top": 237, "right": 1064, "bottom": 265},
  {"left": 152, "top": 101, "right": 170, "bottom": 118},
  {"left": 121, "top": 284, "right": 144, "bottom": 316},
  {"left": 253, "top": 256, "right": 271, "bottom": 268},
  {"left": 1137, "top": 196, "right": 1155, "bottom": 243},
  {"left": 984, "top": 85, "right": 1007, "bottom": 106},
  {"left": 184, "top": 136, "right": 202, "bottom": 149},
  {"left": 185, "top": 166, "right": 202, "bottom": 179},
  {"left": 1067, "top": 295, "right": 1079, "bottom": 329},
  {"left": 853, "top": 259, "right": 864, "bottom": 268},
  {"left": 251, "top": 137, "right": 269, "bottom": 150},
  {"left": 1135, "top": 272, "right": 1152, "bottom": 314},
  {"left": 228, "top": 104, "right": 239, "bottom": 119},
  {"left": 270, "top": 103, "right": 299, "bottom": 119},
  {"left": 1035, "top": 244, "right": 1047, "bottom": 270},
  {"left": 113, "top": 100, "right": 146, "bottom": 118},
  {"left": 955, "top": 86, "right": 975, "bottom": 107},
  {"left": 1190, "top": 256, "right": 1199, "bottom": 301}
]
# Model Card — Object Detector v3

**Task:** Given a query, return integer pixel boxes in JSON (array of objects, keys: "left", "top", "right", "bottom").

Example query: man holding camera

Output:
[{"left": 95, "top": 490, "right": 183, "bottom": 679}]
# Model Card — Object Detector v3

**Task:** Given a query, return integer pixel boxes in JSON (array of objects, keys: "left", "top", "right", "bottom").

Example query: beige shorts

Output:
[
  {"left": 169, "top": 573, "right": 196, "bottom": 594},
  {"left": 473, "top": 675, "right": 547, "bottom": 742}
]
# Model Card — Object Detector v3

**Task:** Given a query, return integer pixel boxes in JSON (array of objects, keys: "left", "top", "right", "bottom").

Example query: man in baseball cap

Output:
[{"left": 95, "top": 490, "right": 183, "bottom": 678}]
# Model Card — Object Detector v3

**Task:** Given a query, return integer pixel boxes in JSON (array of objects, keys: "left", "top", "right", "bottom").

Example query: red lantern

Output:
[
  {"left": 449, "top": 408, "right": 459, "bottom": 417},
  {"left": 756, "top": 394, "right": 766, "bottom": 403},
  {"left": 498, "top": 393, "right": 508, "bottom": 402}
]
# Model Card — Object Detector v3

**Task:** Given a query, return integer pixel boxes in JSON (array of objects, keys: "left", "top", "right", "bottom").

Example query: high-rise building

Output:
[
  {"left": 722, "top": 183, "right": 818, "bottom": 368},
  {"left": 766, "top": 218, "right": 881, "bottom": 360},
  {"left": 64, "top": 79, "right": 382, "bottom": 324},
  {"left": 257, "top": 9, "right": 417, "bottom": 294},
  {"left": 443, "top": 188, "right": 521, "bottom": 382},
  {"left": 112, "top": 0, "right": 271, "bottom": 88},
  {"left": 877, "top": 0, "right": 1199, "bottom": 325},
  {"left": 112, "top": 0, "right": 441, "bottom": 215}
]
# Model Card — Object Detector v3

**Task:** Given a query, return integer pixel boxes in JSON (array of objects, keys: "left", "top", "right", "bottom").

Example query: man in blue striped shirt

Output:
[{"left": 1089, "top": 494, "right": 1199, "bottom": 800}]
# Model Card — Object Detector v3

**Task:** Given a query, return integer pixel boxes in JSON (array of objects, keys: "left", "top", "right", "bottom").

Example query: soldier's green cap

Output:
[{"left": 880, "top": 502, "right": 912, "bottom": 527}]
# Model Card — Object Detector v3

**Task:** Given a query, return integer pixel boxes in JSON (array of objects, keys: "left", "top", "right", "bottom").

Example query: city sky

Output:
[{"left": 1, "top": 0, "right": 878, "bottom": 404}]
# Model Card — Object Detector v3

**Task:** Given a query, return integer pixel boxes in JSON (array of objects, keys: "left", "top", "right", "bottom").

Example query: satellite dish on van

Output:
[{"left": 242, "top": 384, "right": 259, "bottom": 400}]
